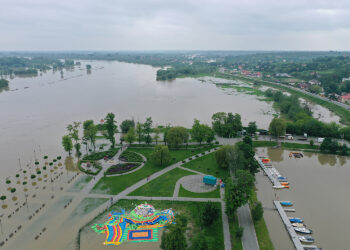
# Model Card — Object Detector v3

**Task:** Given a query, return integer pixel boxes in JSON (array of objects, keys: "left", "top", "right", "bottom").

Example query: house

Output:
[
  {"left": 309, "top": 79, "right": 321, "bottom": 85},
  {"left": 342, "top": 77, "right": 350, "bottom": 82},
  {"left": 275, "top": 73, "right": 291, "bottom": 78},
  {"left": 339, "top": 93, "right": 350, "bottom": 103}
]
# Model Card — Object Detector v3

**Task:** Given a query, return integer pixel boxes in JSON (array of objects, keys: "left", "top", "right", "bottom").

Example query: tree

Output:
[
  {"left": 153, "top": 127, "right": 161, "bottom": 144},
  {"left": 67, "top": 121, "right": 81, "bottom": 155},
  {"left": 161, "top": 218, "right": 187, "bottom": 250},
  {"left": 86, "top": 64, "right": 91, "bottom": 70},
  {"left": 167, "top": 127, "right": 189, "bottom": 148},
  {"left": 269, "top": 118, "right": 286, "bottom": 139},
  {"left": 191, "top": 119, "right": 206, "bottom": 144},
  {"left": 200, "top": 202, "right": 219, "bottom": 227},
  {"left": 212, "top": 112, "right": 226, "bottom": 136},
  {"left": 74, "top": 143, "right": 81, "bottom": 157},
  {"left": 120, "top": 119, "right": 135, "bottom": 133},
  {"left": 215, "top": 145, "right": 234, "bottom": 169},
  {"left": 125, "top": 127, "right": 136, "bottom": 145},
  {"left": 104, "top": 113, "right": 118, "bottom": 148},
  {"left": 225, "top": 170, "right": 255, "bottom": 216},
  {"left": 83, "top": 120, "right": 98, "bottom": 152},
  {"left": 309, "top": 84, "right": 322, "bottom": 94},
  {"left": 340, "top": 144, "right": 348, "bottom": 156},
  {"left": 243, "top": 136, "right": 252, "bottom": 146},
  {"left": 163, "top": 124, "right": 171, "bottom": 145},
  {"left": 150, "top": 145, "right": 171, "bottom": 167},
  {"left": 247, "top": 121, "right": 257, "bottom": 135},
  {"left": 136, "top": 122, "right": 143, "bottom": 144},
  {"left": 143, "top": 117, "right": 153, "bottom": 144},
  {"left": 62, "top": 135, "right": 73, "bottom": 155},
  {"left": 252, "top": 201, "right": 264, "bottom": 221},
  {"left": 310, "top": 139, "right": 314, "bottom": 147},
  {"left": 190, "top": 232, "right": 215, "bottom": 250}
]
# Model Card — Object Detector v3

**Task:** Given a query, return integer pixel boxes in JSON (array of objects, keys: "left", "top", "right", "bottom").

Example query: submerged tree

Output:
[
  {"left": 62, "top": 135, "right": 73, "bottom": 155},
  {"left": 83, "top": 120, "right": 97, "bottom": 152}
]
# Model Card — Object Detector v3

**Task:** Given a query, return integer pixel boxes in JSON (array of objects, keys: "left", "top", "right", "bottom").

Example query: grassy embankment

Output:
[
  {"left": 91, "top": 146, "right": 214, "bottom": 195},
  {"left": 249, "top": 191, "right": 274, "bottom": 250}
]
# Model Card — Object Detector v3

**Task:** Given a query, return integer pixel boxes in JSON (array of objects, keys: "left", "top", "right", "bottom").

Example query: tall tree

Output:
[
  {"left": 67, "top": 121, "right": 81, "bottom": 155},
  {"left": 143, "top": 117, "right": 153, "bottom": 144},
  {"left": 62, "top": 135, "right": 73, "bottom": 155},
  {"left": 247, "top": 121, "right": 257, "bottom": 136},
  {"left": 120, "top": 119, "right": 135, "bottom": 134},
  {"left": 125, "top": 127, "right": 136, "bottom": 145},
  {"left": 167, "top": 127, "right": 189, "bottom": 148},
  {"left": 153, "top": 127, "right": 161, "bottom": 144},
  {"left": 83, "top": 120, "right": 98, "bottom": 152},
  {"left": 150, "top": 145, "right": 171, "bottom": 167},
  {"left": 163, "top": 124, "right": 171, "bottom": 145},
  {"left": 136, "top": 122, "right": 144, "bottom": 144},
  {"left": 104, "top": 113, "right": 118, "bottom": 148},
  {"left": 269, "top": 118, "right": 286, "bottom": 140},
  {"left": 191, "top": 119, "right": 206, "bottom": 144}
]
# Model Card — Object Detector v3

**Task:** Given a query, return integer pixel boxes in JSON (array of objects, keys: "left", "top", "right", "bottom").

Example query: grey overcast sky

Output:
[{"left": 1, "top": 0, "right": 350, "bottom": 51}]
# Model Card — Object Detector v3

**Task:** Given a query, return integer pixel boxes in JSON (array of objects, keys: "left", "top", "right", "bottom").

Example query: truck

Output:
[
  {"left": 203, "top": 175, "right": 217, "bottom": 186},
  {"left": 318, "top": 138, "right": 325, "bottom": 143}
]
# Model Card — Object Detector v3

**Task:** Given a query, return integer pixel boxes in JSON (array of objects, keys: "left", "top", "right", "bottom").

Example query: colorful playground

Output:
[{"left": 92, "top": 203, "right": 175, "bottom": 246}]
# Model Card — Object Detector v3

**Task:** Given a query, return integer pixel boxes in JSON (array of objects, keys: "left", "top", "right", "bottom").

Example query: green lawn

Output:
[
  {"left": 249, "top": 191, "right": 274, "bottom": 250},
  {"left": 229, "top": 214, "right": 243, "bottom": 250},
  {"left": 87, "top": 199, "right": 225, "bottom": 249},
  {"left": 253, "top": 141, "right": 278, "bottom": 147},
  {"left": 181, "top": 152, "right": 228, "bottom": 179},
  {"left": 91, "top": 147, "right": 213, "bottom": 195},
  {"left": 129, "top": 167, "right": 194, "bottom": 197},
  {"left": 178, "top": 184, "right": 221, "bottom": 198},
  {"left": 281, "top": 142, "right": 319, "bottom": 150}
]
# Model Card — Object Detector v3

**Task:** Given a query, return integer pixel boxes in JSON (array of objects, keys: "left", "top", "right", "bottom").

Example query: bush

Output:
[
  {"left": 78, "top": 160, "right": 102, "bottom": 175},
  {"left": 182, "top": 160, "right": 186, "bottom": 163},
  {"left": 15, "top": 174, "right": 19, "bottom": 178},
  {"left": 44, "top": 156, "right": 48, "bottom": 159},
  {"left": 31, "top": 175, "right": 36, "bottom": 179},
  {"left": 200, "top": 202, "right": 219, "bottom": 227},
  {"left": 57, "top": 156, "right": 62, "bottom": 160},
  {"left": 252, "top": 201, "right": 264, "bottom": 221},
  {"left": 236, "top": 226, "right": 244, "bottom": 239},
  {"left": 215, "top": 141, "right": 219, "bottom": 145},
  {"left": 309, "top": 140, "right": 314, "bottom": 147},
  {"left": 5, "top": 180, "right": 11, "bottom": 184}
]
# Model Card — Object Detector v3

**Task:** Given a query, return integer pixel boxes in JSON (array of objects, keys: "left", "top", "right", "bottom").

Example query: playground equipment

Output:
[
  {"left": 92, "top": 203, "right": 175, "bottom": 246},
  {"left": 203, "top": 175, "right": 217, "bottom": 186}
]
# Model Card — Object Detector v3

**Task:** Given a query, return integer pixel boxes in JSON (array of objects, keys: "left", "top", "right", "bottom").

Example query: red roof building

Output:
[{"left": 340, "top": 93, "right": 350, "bottom": 103}]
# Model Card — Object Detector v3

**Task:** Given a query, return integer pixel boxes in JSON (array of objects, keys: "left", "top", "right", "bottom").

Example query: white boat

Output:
[
  {"left": 294, "top": 227, "right": 312, "bottom": 234},
  {"left": 273, "top": 185, "right": 285, "bottom": 189},
  {"left": 299, "top": 236, "right": 314, "bottom": 243},
  {"left": 292, "top": 223, "right": 305, "bottom": 227}
]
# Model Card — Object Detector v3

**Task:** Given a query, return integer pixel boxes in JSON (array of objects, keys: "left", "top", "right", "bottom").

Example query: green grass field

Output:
[
  {"left": 91, "top": 147, "right": 213, "bottom": 195},
  {"left": 229, "top": 214, "right": 244, "bottom": 250},
  {"left": 129, "top": 167, "right": 194, "bottom": 197},
  {"left": 249, "top": 191, "right": 274, "bottom": 250},
  {"left": 178, "top": 184, "right": 221, "bottom": 198},
  {"left": 181, "top": 152, "right": 228, "bottom": 179}
]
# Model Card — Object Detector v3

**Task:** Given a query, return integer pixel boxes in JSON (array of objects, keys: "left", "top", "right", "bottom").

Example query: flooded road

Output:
[
  {"left": 0, "top": 60, "right": 274, "bottom": 178},
  {"left": 255, "top": 148, "right": 350, "bottom": 250}
]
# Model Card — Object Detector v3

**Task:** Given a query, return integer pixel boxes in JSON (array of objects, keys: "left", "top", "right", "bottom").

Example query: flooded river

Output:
[
  {"left": 256, "top": 148, "right": 350, "bottom": 250},
  {"left": 0, "top": 60, "right": 275, "bottom": 177}
]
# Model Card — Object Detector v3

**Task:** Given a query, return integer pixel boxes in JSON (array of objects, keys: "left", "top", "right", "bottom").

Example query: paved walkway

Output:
[{"left": 237, "top": 204, "right": 260, "bottom": 250}]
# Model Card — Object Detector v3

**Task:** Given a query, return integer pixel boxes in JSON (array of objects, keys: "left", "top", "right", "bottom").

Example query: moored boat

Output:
[
  {"left": 292, "top": 222, "right": 305, "bottom": 227},
  {"left": 280, "top": 201, "right": 293, "bottom": 206},
  {"left": 289, "top": 217, "right": 303, "bottom": 223},
  {"left": 294, "top": 227, "right": 312, "bottom": 234},
  {"left": 299, "top": 236, "right": 314, "bottom": 243}
]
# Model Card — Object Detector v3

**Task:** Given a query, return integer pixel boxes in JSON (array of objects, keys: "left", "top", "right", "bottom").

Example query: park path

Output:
[{"left": 237, "top": 204, "right": 260, "bottom": 250}]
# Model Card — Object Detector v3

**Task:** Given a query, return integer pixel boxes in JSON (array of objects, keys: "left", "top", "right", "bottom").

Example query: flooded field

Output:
[
  {"left": 0, "top": 60, "right": 275, "bottom": 178},
  {"left": 255, "top": 148, "right": 350, "bottom": 250}
]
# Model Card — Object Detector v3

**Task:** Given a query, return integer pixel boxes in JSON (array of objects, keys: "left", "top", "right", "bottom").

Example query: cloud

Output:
[{"left": 1, "top": 0, "right": 350, "bottom": 50}]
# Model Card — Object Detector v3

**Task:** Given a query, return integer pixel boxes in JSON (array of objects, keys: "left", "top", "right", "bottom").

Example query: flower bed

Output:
[
  {"left": 82, "top": 148, "right": 119, "bottom": 161},
  {"left": 105, "top": 163, "right": 141, "bottom": 175},
  {"left": 79, "top": 160, "right": 102, "bottom": 175},
  {"left": 118, "top": 151, "right": 143, "bottom": 162}
]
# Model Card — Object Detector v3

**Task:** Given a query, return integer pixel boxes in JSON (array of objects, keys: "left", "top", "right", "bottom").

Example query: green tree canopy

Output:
[
  {"left": 167, "top": 127, "right": 189, "bottom": 148},
  {"left": 62, "top": 135, "right": 73, "bottom": 155},
  {"left": 150, "top": 145, "right": 171, "bottom": 167},
  {"left": 269, "top": 118, "right": 286, "bottom": 139},
  {"left": 120, "top": 119, "right": 135, "bottom": 133},
  {"left": 104, "top": 113, "right": 118, "bottom": 148}
]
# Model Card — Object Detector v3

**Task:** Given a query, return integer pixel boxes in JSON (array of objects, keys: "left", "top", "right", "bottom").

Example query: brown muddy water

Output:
[
  {"left": 255, "top": 148, "right": 350, "bottom": 250},
  {"left": 0, "top": 60, "right": 275, "bottom": 178}
]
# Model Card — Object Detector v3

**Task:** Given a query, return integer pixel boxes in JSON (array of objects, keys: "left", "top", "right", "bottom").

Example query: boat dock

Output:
[
  {"left": 254, "top": 156, "right": 285, "bottom": 188},
  {"left": 273, "top": 201, "right": 304, "bottom": 250}
]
